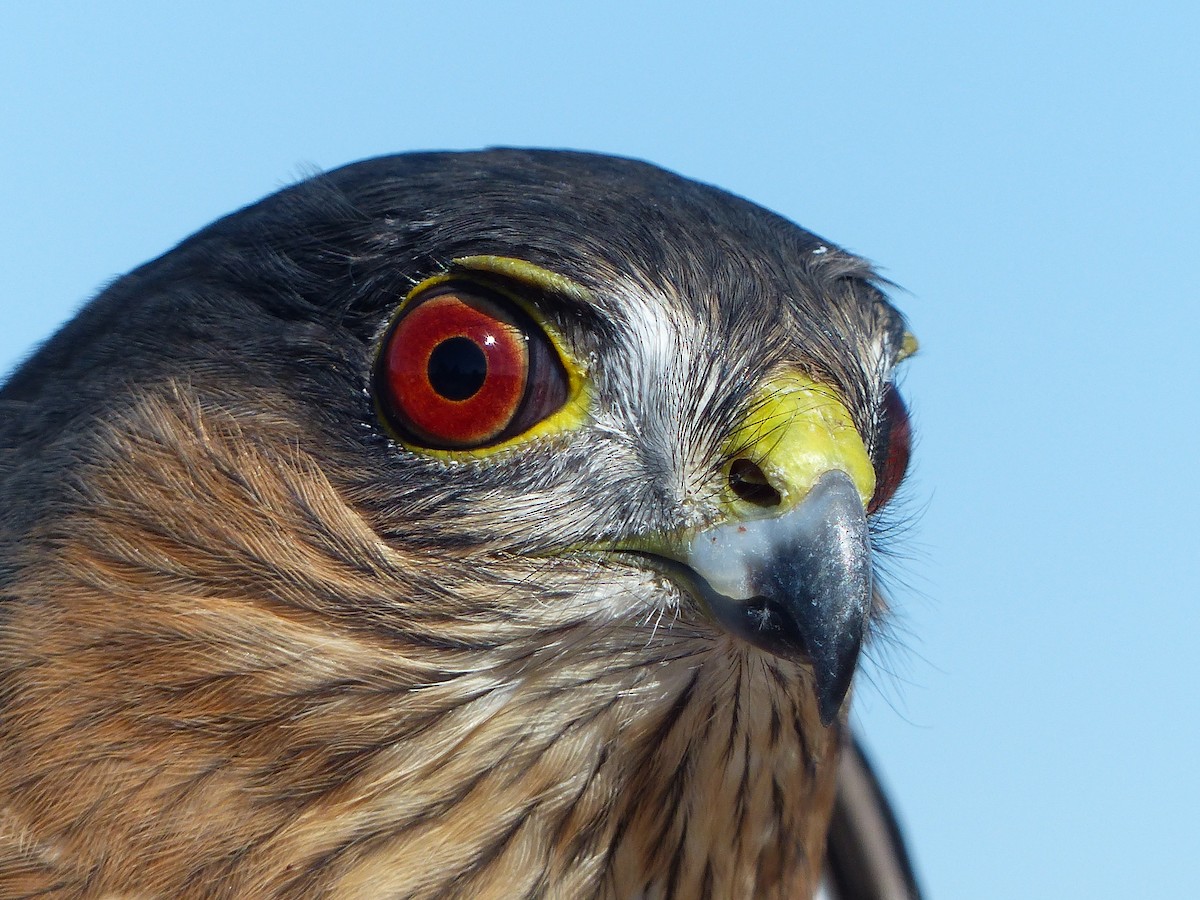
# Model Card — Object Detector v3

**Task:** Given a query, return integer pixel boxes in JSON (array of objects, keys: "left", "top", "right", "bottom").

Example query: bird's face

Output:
[
  {"left": 0, "top": 150, "right": 913, "bottom": 897},
  {"left": 354, "top": 245, "right": 905, "bottom": 715}
]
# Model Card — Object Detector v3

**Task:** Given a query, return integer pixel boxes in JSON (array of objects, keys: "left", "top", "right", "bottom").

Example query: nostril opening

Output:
[{"left": 728, "top": 459, "right": 782, "bottom": 507}]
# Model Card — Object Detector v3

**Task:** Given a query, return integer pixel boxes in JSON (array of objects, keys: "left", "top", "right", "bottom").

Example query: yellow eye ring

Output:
[{"left": 373, "top": 258, "right": 593, "bottom": 459}]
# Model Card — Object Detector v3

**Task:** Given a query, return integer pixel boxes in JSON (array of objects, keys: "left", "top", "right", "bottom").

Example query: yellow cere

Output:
[
  {"left": 390, "top": 257, "right": 593, "bottom": 460},
  {"left": 897, "top": 330, "right": 920, "bottom": 363},
  {"left": 724, "top": 373, "right": 876, "bottom": 513}
]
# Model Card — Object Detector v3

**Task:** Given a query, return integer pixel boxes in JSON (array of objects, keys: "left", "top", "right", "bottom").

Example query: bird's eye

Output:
[
  {"left": 375, "top": 282, "right": 570, "bottom": 450},
  {"left": 868, "top": 384, "right": 911, "bottom": 514}
]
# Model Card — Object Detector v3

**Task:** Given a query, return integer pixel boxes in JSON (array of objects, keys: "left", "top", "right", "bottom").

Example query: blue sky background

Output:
[{"left": 3, "top": 4, "right": 1197, "bottom": 896}]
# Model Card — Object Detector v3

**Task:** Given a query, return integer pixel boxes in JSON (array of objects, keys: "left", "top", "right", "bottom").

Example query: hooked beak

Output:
[
  {"left": 610, "top": 372, "right": 878, "bottom": 725},
  {"left": 683, "top": 469, "right": 873, "bottom": 725}
]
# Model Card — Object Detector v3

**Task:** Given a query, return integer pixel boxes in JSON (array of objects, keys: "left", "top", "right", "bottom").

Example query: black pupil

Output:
[{"left": 427, "top": 337, "right": 488, "bottom": 400}]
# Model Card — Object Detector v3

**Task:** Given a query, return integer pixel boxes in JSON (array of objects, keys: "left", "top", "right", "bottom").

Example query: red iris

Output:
[
  {"left": 868, "top": 384, "right": 911, "bottom": 514},
  {"left": 376, "top": 284, "right": 568, "bottom": 449}
]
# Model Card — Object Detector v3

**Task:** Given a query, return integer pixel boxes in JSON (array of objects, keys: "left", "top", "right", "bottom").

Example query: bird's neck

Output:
[
  {"left": 238, "top": 636, "right": 843, "bottom": 897},
  {"left": 601, "top": 644, "right": 841, "bottom": 898},
  {"left": 1, "top": 573, "right": 841, "bottom": 899},
  {"left": 253, "top": 639, "right": 842, "bottom": 897}
]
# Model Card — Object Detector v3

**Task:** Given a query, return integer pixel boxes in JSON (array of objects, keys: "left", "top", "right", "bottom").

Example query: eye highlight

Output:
[
  {"left": 868, "top": 384, "right": 911, "bottom": 514},
  {"left": 375, "top": 282, "right": 570, "bottom": 450}
]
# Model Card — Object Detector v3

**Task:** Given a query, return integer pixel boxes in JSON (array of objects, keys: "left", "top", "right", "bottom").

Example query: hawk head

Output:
[{"left": 0, "top": 150, "right": 914, "bottom": 897}]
